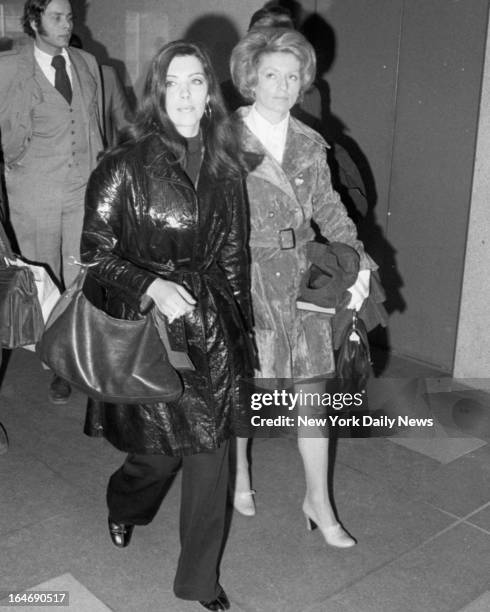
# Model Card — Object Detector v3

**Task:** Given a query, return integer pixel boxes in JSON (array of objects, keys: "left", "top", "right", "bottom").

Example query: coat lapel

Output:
[
  {"left": 68, "top": 49, "right": 96, "bottom": 119},
  {"left": 237, "top": 107, "right": 327, "bottom": 204},
  {"left": 237, "top": 109, "right": 298, "bottom": 203},
  {"left": 281, "top": 116, "right": 328, "bottom": 178},
  {"left": 143, "top": 137, "right": 194, "bottom": 189}
]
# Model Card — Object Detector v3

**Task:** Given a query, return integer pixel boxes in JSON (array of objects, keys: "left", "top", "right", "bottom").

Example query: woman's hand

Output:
[
  {"left": 145, "top": 278, "right": 196, "bottom": 323},
  {"left": 346, "top": 269, "right": 371, "bottom": 311}
]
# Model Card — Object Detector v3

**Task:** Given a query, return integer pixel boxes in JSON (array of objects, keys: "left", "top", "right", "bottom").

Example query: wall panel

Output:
[
  {"left": 314, "top": 0, "right": 403, "bottom": 229},
  {"left": 314, "top": 0, "right": 488, "bottom": 370},
  {"left": 74, "top": 0, "right": 264, "bottom": 90},
  {"left": 386, "top": 0, "right": 488, "bottom": 369}
]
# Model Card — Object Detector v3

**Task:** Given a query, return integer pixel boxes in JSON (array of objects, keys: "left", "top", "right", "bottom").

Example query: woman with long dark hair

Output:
[{"left": 82, "top": 41, "right": 253, "bottom": 611}]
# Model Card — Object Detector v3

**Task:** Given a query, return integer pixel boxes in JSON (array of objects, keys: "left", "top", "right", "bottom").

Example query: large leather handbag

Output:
[
  {"left": 37, "top": 267, "right": 183, "bottom": 403},
  {"left": 0, "top": 222, "right": 44, "bottom": 349}
]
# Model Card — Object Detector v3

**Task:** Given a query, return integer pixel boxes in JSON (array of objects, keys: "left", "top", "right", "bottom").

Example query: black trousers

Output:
[{"left": 107, "top": 441, "right": 229, "bottom": 601}]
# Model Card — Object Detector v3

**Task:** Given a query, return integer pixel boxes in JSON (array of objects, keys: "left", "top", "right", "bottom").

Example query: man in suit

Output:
[
  {"left": 0, "top": 0, "right": 104, "bottom": 404},
  {"left": 69, "top": 33, "right": 132, "bottom": 149}
]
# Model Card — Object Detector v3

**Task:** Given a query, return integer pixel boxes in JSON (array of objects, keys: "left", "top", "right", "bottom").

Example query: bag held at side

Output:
[
  {"left": 336, "top": 310, "right": 371, "bottom": 394},
  {"left": 37, "top": 268, "right": 183, "bottom": 403},
  {"left": 0, "top": 222, "right": 43, "bottom": 348}
]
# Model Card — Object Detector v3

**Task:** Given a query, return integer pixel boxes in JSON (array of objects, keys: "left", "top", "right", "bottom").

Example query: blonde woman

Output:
[{"left": 230, "top": 28, "right": 375, "bottom": 547}]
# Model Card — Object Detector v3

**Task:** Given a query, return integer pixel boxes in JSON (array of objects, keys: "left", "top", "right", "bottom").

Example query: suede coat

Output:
[
  {"left": 81, "top": 134, "right": 253, "bottom": 456},
  {"left": 236, "top": 106, "right": 375, "bottom": 380}
]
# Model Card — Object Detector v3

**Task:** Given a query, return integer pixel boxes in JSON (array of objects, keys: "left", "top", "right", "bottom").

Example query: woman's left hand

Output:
[
  {"left": 145, "top": 278, "right": 196, "bottom": 323},
  {"left": 346, "top": 269, "right": 371, "bottom": 311}
]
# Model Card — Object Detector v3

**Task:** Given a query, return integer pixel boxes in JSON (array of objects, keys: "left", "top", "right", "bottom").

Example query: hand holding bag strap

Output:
[{"left": 37, "top": 267, "right": 183, "bottom": 403}]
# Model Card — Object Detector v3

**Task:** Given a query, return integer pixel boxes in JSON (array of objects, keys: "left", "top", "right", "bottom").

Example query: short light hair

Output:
[{"left": 230, "top": 28, "right": 316, "bottom": 103}]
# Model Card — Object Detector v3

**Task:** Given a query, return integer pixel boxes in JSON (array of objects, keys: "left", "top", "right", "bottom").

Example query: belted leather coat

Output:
[{"left": 81, "top": 133, "right": 253, "bottom": 456}]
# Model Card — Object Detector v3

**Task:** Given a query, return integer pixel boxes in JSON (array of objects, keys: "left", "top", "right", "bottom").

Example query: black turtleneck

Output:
[{"left": 183, "top": 132, "right": 204, "bottom": 186}]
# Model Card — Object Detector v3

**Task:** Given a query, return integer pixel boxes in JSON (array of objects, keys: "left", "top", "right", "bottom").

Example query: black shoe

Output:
[
  {"left": 108, "top": 517, "right": 134, "bottom": 548},
  {"left": 199, "top": 585, "right": 230, "bottom": 611},
  {"left": 49, "top": 376, "right": 71, "bottom": 404}
]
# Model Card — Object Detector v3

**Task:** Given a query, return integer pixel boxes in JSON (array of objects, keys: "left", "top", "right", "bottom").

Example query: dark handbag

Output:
[
  {"left": 37, "top": 267, "right": 183, "bottom": 403},
  {"left": 0, "top": 222, "right": 43, "bottom": 348},
  {"left": 336, "top": 311, "right": 371, "bottom": 394}
]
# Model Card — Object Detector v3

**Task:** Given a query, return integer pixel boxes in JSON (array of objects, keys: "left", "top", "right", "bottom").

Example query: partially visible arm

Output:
[
  {"left": 90, "top": 54, "right": 104, "bottom": 141},
  {"left": 311, "top": 154, "right": 376, "bottom": 310},
  {"left": 82, "top": 154, "right": 194, "bottom": 318},
  {"left": 0, "top": 51, "right": 18, "bottom": 134},
  {"left": 0, "top": 49, "right": 33, "bottom": 168},
  {"left": 81, "top": 155, "right": 156, "bottom": 308},
  {"left": 312, "top": 155, "right": 376, "bottom": 271},
  {"left": 101, "top": 65, "right": 132, "bottom": 140},
  {"left": 77, "top": 50, "right": 104, "bottom": 147},
  {"left": 217, "top": 178, "right": 254, "bottom": 330}
]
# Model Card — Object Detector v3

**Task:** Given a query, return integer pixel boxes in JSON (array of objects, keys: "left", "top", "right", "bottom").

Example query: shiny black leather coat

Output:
[{"left": 81, "top": 133, "right": 253, "bottom": 456}]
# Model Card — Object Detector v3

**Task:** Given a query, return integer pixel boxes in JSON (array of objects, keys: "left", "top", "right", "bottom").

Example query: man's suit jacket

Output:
[{"left": 0, "top": 38, "right": 103, "bottom": 170}]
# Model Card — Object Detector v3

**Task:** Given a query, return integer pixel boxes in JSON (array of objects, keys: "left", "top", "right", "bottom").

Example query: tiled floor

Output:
[{"left": 0, "top": 348, "right": 489, "bottom": 611}]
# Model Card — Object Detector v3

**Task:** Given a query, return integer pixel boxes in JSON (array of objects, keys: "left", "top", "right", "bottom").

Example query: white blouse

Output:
[{"left": 243, "top": 104, "right": 289, "bottom": 165}]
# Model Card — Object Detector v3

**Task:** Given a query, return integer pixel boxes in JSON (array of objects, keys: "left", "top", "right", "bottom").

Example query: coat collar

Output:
[
  {"left": 235, "top": 105, "right": 327, "bottom": 198},
  {"left": 143, "top": 134, "right": 215, "bottom": 192},
  {"left": 15, "top": 40, "right": 81, "bottom": 75},
  {"left": 143, "top": 135, "right": 190, "bottom": 185}
]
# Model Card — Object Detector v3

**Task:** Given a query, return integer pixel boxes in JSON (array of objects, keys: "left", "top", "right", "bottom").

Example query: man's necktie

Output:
[{"left": 51, "top": 54, "right": 72, "bottom": 105}]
